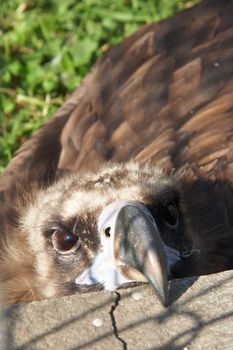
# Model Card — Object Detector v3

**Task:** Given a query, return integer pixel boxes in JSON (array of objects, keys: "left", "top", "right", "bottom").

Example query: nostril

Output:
[{"left": 104, "top": 227, "right": 111, "bottom": 237}]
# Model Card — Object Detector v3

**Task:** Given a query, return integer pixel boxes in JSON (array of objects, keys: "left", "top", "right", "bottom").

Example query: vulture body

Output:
[{"left": 1, "top": 0, "right": 233, "bottom": 304}]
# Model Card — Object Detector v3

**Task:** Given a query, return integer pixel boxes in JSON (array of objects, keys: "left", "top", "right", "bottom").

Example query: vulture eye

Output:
[
  {"left": 52, "top": 229, "right": 80, "bottom": 254},
  {"left": 163, "top": 203, "right": 179, "bottom": 228}
]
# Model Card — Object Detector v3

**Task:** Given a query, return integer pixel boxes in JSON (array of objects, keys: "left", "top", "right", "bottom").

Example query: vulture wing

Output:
[
  {"left": 2, "top": 0, "right": 233, "bottom": 182},
  {"left": 1, "top": 0, "right": 233, "bottom": 293}
]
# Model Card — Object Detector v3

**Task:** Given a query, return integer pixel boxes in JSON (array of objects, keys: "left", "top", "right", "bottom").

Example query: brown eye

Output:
[
  {"left": 163, "top": 203, "right": 179, "bottom": 228},
  {"left": 52, "top": 229, "right": 80, "bottom": 254}
]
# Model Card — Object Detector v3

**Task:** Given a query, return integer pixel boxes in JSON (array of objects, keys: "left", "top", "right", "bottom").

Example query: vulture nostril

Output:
[{"left": 104, "top": 227, "right": 111, "bottom": 238}]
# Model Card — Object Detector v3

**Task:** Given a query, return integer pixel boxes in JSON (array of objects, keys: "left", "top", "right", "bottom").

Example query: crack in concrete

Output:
[{"left": 109, "top": 291, "right": 128, "bottom": 350}]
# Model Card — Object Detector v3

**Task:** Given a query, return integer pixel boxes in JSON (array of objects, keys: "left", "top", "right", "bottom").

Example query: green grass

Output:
[{"left": 0, "top": 0, "right": 199, "bottom": 171}]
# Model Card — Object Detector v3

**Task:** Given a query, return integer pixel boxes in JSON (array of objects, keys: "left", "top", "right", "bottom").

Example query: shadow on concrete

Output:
[
  {"left": 168, "top": 276, "right": 198, "bottom": 305},
  {"left": 5, "top": 271, "right": 232, "bottom": 349}
]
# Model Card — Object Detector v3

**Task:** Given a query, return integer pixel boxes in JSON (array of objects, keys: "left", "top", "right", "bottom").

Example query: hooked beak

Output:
[{"left": 75, "top": 200, "right": 169, "bottom": 306}]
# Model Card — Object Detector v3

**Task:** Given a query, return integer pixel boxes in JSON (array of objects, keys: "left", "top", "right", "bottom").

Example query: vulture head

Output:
[{"left": 16, "top": 162, "right": 192, "bottom": 306}]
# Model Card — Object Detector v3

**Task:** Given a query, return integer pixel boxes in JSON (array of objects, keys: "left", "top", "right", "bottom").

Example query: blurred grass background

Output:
[{"left": 0, "top": 0, "right": 199, "bottom": 171}]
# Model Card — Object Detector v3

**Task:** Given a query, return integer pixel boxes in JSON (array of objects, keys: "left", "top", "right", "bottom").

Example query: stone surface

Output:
[{"left": 2, "top": 270, "right": 233, "bottom": 349}]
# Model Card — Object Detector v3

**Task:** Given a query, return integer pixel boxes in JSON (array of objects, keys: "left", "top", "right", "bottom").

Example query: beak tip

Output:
[
  {"left": 152, "top": 281, "right": 169, "bottom": 307},
  {"left": 163, "top": 293, "right": 169, "bottom": 307}
]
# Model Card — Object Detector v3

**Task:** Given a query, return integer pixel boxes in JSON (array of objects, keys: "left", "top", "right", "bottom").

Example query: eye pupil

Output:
[
  {"left": 52, "top": 230, "right": 79, "bottom": 253},
  {"left": 65, "top": 234, "right": 74, "bottom": 243}
]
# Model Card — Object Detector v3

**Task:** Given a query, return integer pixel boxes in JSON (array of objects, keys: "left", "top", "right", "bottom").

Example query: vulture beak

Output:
[{"left": 76, "top": 200, "right": 169, "bottom": 306}]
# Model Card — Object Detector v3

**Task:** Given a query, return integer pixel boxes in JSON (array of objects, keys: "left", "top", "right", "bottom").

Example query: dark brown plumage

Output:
[{"left": 1, "top": 0, "right": 233, "bottom": 304}]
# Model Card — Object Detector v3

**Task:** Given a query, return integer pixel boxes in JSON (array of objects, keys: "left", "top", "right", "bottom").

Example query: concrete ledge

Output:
[{"left": 4, "top": 270, "right": 233, "bottom": 349}]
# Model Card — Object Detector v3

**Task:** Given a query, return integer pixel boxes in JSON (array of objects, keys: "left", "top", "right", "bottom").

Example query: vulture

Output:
[{"left": 1, "top": 0, "right": 233, "bottom": 306}]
